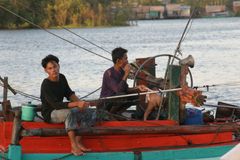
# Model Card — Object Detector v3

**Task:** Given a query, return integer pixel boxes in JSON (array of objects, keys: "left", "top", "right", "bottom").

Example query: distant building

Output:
[
  {"left": 132, "top": 6, "right": 150, "bottom": 19},
  {"left": 166, "top": 4, "right": 190, "bottom": 18},
  {"left": 166, "top": 4, "right": 181, "bottom": 18},
  {"left": 180, "top": 5, "right": 191, "bottom": 18},
  {"left": 233, "top": 1, "right": 240, "bottom": 14},
  {"left": 133, "top": 5, "right": 164, "bottom": 19},
  {"left": 149, "top": 6, "right": 165, "bottom": 19},
  {"left": 132, "top": 4, "right": 190, "bottom": 20},
  {"left": 205, "top": 5, "right": 228, "bottom": 17}
]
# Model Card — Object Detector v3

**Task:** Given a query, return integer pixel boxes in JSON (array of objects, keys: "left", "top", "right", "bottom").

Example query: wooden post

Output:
[
  {"left": 2, "top": 77, "right": 8, "bottom": 121},
  {"left": 1, "top": 77, "right": 14, "bottom": 121},
  {"left": 0, "top": 76, "right": 17, "bottom": 95},
  {"left": 11, "top": 110, "right": 22, "bottom": 145},
  {"left": 167, "top": 65, "right": 181, "bottom": 123}
]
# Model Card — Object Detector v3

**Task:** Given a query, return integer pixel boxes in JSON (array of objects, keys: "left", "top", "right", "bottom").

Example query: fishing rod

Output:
[
  {"left": 99, "top": 88, "right": 182, "bottom": 100},
  {"left": 171, "top": 8, "right": 196, "bottom": 64},
  {"left": 0, "top": 4, "right": 112, "bottom": 62},
  {"left": 84, "top": 88, "right": 182, "bottom": 107},
  {"left": 204, "top": 103, "right": 240, "bottom": 110},
  {"left": 193, "top": 81, "right": 240, "bottom": 91}
]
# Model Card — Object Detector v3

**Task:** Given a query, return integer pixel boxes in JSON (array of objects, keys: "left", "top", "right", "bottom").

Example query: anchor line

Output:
[{"left": 0, "top": 4, "right": 111, "bottom": 62}]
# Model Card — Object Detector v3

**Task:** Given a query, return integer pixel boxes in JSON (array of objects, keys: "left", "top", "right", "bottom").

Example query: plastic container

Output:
[
  {"left": 183, "top": 108, "right": 203, "bottom": 125},
  {"left": 21, "top": 102, "right": 36, "bottom": 121}
]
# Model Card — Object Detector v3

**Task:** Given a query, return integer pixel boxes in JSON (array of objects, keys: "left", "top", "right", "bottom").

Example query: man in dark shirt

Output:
[
  {"left": 100, "top": 47, "right": 160, "bottom": 116},
  {"left": 41, "top": 55, "right": 95, "bottom": 156}
]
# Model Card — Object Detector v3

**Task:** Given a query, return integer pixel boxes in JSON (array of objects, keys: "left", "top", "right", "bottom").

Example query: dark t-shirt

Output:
[
  {"left": 100, "top": 67, "right": 128, "bottom": 98},
  {"left": 40, "top": 73, "right": 74, "bottom": 122}
]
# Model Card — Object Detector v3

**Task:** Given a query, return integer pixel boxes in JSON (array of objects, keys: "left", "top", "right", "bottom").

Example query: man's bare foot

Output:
[
  {"left": 71, "top": 144, "right": 85, "bottom": 156},
  {"left": 77, "top": 143, "right": 91, "bottom": 152}
]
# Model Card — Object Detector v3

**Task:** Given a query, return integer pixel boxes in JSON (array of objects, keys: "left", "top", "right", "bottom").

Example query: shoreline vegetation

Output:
[
  {"left": 0, "top": 0, "right": 239, "bottom": 29},
  {"left": 0, "top": 0, "right": 132, "bottom": 29}
]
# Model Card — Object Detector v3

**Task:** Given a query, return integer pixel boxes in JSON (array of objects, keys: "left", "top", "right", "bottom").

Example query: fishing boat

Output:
[
  {"left": 1, "top": 4, "right": 240, "bottom": 160},
  {"left": 1, "top": 54, "right": 240, "bottom": 160}
]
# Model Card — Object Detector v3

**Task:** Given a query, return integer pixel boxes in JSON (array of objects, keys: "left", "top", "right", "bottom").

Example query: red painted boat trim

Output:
[{"left": 0, "top": 120, "right": 233, "bottom": 153}]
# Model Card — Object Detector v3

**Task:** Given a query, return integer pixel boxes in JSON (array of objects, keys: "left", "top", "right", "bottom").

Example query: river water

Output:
[{"left": 0, "top": 17, "right": 240, "bottom": 107}]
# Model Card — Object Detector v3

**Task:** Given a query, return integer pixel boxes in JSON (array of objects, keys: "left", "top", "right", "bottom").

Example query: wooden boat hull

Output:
[
  {"left": 0, "top": 120, "right": 235, "bottom": 153},
  {"left": 3, "top": 144, "right": 235, "bottom": 160}
]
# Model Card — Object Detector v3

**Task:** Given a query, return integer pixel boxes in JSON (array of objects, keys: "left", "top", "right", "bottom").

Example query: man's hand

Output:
[
  {"left": 137, "top": 85, "right": 148, "bottom": 92},
  {"left": 122, "top": 64, "right": 131, "bottom": 81},
  {"left": 123, "top": 64, "right": 131, "bottom": 75},
  {"left": 77, "top": 101, "right": 89, "bottom": 111}
]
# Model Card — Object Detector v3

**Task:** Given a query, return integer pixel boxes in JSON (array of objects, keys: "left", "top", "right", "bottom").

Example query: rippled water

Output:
[{"left": 0, "top": 17, "right": 240, "bottom": 107}]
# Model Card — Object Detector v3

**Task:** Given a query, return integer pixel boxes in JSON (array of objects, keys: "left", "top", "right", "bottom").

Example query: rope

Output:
[
  {"left": 63, "top": 27, "right": 111, "bottom": 54},
  {"left": 14, "top": 0, "right": 111, "bottom": 55},
  {"left": 0, "top": 5, "right": 112, "bottom": 62},
  {"left": 79, "top": 87, "right": 102, "bottom": 100},
  {"left": 0, "top": 82, "right": 41, "bottom": 101}
]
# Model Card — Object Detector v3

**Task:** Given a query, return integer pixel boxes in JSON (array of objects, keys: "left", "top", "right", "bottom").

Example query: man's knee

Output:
[{"left": 51, "top": 109, "right": 71, "bottom": 123}]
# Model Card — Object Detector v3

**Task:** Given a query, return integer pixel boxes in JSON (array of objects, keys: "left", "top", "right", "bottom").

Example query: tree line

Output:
[
  {"left": 0, "top": 0, "right": 237, "bottom": 29},
  {"left": 0, "top": 0, "right": 132, "bottom": 29}
]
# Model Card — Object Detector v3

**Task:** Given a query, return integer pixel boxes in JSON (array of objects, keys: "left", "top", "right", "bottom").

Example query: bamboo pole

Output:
[{"left": 21, "top": 123, "right": 240, "bottom": 137}]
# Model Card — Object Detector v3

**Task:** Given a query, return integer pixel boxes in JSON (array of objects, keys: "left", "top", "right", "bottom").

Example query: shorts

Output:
[{"left": 51, "top": 108, "right": 96, "bottom": 131}]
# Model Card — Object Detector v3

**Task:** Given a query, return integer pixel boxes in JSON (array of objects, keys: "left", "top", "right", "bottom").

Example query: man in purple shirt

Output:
[{"left": 100, "top": 47, "right": 159, "bottom": 116}]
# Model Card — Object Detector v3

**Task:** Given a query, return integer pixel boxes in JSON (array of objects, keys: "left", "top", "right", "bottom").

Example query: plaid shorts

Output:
[{"left": 51, "top": 108, "right": 96, "bottom": 131}]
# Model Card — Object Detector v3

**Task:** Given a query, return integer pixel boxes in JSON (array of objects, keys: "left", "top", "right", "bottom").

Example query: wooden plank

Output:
[
  {"left": 167, "top": 65, "right": 181, "bottom": 122},
  {"left": 11, "top": 110, "right": 22, "bottom": 145},
  {"left": 21, "top": 124, "right": 239, "bottom": 137}
]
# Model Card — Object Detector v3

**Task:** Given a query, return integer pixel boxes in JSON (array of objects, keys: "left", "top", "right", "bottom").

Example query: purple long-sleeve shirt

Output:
[{"left": 100, "top": 67, "right": 129, "bottom": 98}]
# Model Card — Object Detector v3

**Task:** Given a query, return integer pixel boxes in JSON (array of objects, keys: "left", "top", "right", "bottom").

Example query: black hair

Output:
[
  {"left": 41, "top": 54, "right": 59, "bottom": 68},
  {"left": 111, "top": 47, "right": 128, "bottom": 64}
]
